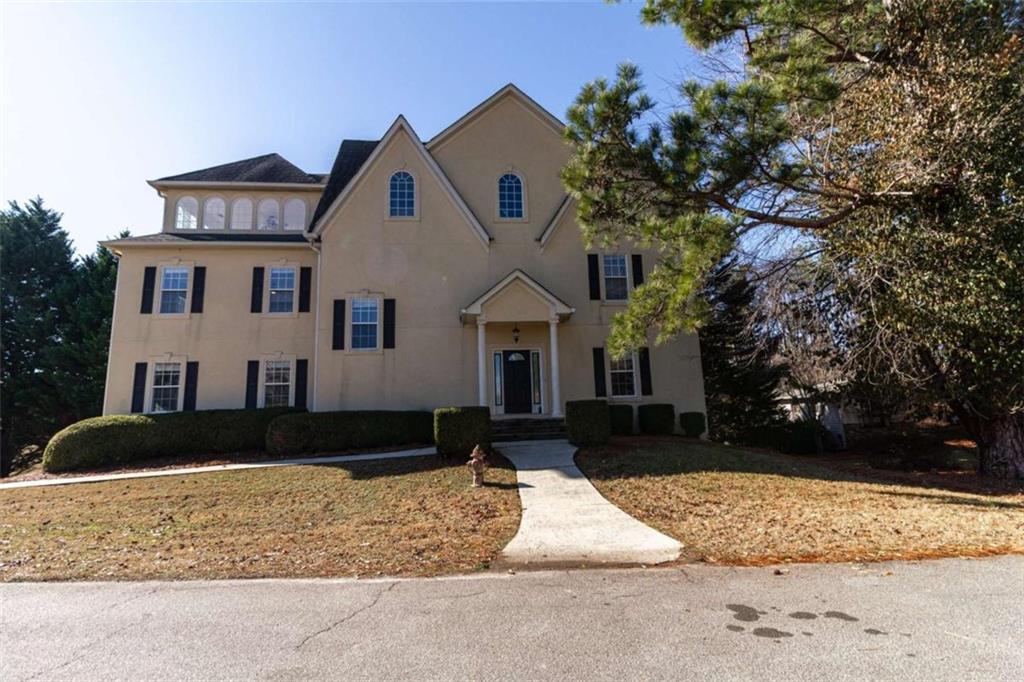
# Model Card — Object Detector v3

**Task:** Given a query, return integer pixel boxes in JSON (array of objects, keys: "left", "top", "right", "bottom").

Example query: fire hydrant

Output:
[{"left": 466, "top": 445, "right": 487, "bottom": 487}]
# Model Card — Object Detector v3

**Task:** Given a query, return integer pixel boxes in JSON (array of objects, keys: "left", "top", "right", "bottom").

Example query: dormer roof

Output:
[{"left": 154, "top": 153, "right": 324, "bottom": 186}]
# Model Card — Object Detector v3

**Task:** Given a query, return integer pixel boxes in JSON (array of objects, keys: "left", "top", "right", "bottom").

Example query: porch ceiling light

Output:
[{"left": 512, "top": 324, "right": 520, "bottom": 345}]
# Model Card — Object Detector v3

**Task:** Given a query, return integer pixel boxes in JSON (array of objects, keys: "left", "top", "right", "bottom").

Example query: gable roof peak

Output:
[{"left": 427, "top": 83, "right": 565, "bottom": 151}]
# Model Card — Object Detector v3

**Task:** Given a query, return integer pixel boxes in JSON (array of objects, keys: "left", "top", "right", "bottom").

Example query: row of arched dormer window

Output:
[
  {"left": 174, "top": 196, "right": 308, "bottom": 231},
  {"left": 387, "top": 171, "right": 525, "bottom": 219}
]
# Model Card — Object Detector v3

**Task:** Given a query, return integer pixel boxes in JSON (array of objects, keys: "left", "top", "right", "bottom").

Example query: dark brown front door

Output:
[{"left": 503, "top": 351, "right": 532, "bottom": 414}]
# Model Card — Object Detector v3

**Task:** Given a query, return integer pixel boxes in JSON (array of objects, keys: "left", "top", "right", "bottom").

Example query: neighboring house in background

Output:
[{"left": 101, "top": 85, "right": 706, "bottom": 427}]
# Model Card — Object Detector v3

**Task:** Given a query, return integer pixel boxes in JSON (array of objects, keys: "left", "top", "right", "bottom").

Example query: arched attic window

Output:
[
  {"left": 389, "top": 171, "right": 415, "bottom": 217},
  {"left": 202, "top": 197, "right": 225, "bottom": 230},
  {"left": 174, "top": 196, "right": 198, "bottom": 230},
  {"left": 231, "top": 198, "right": 253, "bottom": 230},
  {"left": 498, "top": 173, "right": 524, "bottom": 219},
  {"left": 257, "top": 198, "right": 280, "bottom": 230},
  {"left": 283, "top": 198, "right": 306, "bottom": 230}
]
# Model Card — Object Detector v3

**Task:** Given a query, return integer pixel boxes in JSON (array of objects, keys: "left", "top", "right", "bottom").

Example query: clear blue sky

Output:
[{"left": 2, "top": 2, "right": 704, "bottom": 255}]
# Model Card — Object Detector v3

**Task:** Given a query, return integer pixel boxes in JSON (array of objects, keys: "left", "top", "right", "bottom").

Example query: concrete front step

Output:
[{"left": 491, "top": 418, "right": 567, "bottom": 442}]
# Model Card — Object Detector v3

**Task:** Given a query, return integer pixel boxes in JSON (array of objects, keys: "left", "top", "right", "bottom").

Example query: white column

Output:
[
  {"left": 549, "top": 317, "right": 562, "bottom": 417},
  {"left": 477, "top": 319, "right": 487, "bottom": 408}
]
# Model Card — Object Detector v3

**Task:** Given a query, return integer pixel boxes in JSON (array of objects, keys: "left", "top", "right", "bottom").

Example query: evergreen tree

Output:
[
  {"left": 699, "top": 258, "right": 786, "bottom": 443},
  {"left": 0, "top": 199, "right": 76, "bottom": 475}
]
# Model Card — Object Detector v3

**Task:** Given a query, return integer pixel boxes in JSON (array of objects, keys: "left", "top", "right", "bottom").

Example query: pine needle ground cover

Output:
[
  {"left": 577, "top": 440, "right": 1024, "bottom": 565},
  {"left": 0, "top": 456, "right": 521, "bottom": 581}
]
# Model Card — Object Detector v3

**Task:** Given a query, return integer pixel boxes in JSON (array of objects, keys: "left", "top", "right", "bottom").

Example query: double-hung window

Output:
[
  {"left": 159, "top": 267, "right": 189, "bottom": 314},
  {"left": 268, "top": 267, "right": 295, "bottom": 313},
  {"left": 351, "top": 298, "right": 379, "bottom": 349},
  {"left": 263, "top": 360, "right": 291, "bottom": 407},
  {"left": 603, "top": 255, "right": 628, "bottom": 301},
  {"left": 609, "top": 354, "right": 636, "bottom": 397},
  {"left": 151, "top": 362, "right": 182, "bottom": 412}
]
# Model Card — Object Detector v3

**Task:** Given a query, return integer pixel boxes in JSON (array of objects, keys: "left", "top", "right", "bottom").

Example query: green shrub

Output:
[
  {"left": 43, "top": 408, "right": 301, "bottom": 473},
  {"left": 770, "top": 420, "right": 842, "bottom": 455},
  {"left": 638, "top": 403, "right": 675, "bottom": 435},
  {"left": 679, "top": 412, "right": 706, "bottom": 438},
  {"left": 266, "top": 410, "right": 433, "bottom": 456},
  {"left": 565, "top": 400, "right": 611, "bottom": 446},
  {"left": 609, "top": 404, "right": 634, "bottom": 435},
  {"left": 434, "top": 407, "right": 492, "bottom": 457}
]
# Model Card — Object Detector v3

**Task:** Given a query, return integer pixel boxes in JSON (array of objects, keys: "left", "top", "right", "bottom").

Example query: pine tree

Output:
[{"left": 699, "top": 258, "right": 786, "bottom": 443}]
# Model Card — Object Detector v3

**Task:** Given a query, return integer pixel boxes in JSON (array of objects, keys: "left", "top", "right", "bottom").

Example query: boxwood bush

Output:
[
  {"left": 434, "top": 406, "right": 492, "bottom": 457},
  {"left": 638, "top": 403, "right": 675, "bottom": 435},
  {"left": 679, "top": 412, "right": 706, "bottom": 438},
  {"left": 609, "top": 404, "right": 634, "bottom": 436},
  {"left": 266, "top": 410, "right": 434, "bottom": 456},
  {"left": 565, "top": 399, "right": 611, "bottom": 446},
  {"left": 43, "top": 407, "right": 301, "bottom": 473}
]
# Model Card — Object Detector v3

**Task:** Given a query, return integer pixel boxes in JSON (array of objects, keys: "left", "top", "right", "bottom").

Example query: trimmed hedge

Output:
[
  {"left": 43, "top": 408, "right": 301, "bottom": 473},
  {"left": 609, "top": 404, "right": 634, "bottom": 436},
  {"left": 266, "top": 410, "right": 433, "bottom": 456},
  {"left": 434, "top": 406, "right": 491, "bottom": 457},
  {"left": 638, "top": 403, "right": 675, "bottom": 435},
  {"left": 565, "top": 399, "right": 611, "bottom": 446},
  {"left": 679, "top": 412, "right": 706, "bottom": 438}
]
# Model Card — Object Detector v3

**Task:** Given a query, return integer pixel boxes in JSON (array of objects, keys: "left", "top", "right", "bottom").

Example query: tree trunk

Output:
[{"left": 976, "top": 412, "right": 1024, "bottom": 479}]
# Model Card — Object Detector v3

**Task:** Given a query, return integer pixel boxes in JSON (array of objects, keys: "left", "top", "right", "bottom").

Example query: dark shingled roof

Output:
[
  {"left": 309, "top": 139, "right": 380, "bottom": 230},
  {"left": 108, "top": 233, "right": 309, "bottom": 244},
  {"left": 157, "top": 153, "right": 324, "bottom": 185}
]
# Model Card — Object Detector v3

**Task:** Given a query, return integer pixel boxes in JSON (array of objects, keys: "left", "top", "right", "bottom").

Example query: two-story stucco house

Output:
[{"left": 101, "top": 85, "right": 706, "bottom": 429}]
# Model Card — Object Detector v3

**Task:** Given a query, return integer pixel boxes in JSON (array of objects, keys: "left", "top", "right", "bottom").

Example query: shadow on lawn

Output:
[
  {"left": 310, "top": 451, "right": 520, "bottom": 483},
  {"left": 577, "top": 437, "right": 1024, "bottom": 501}
]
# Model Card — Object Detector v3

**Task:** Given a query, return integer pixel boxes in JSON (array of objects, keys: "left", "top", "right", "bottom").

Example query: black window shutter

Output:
[
  {"left": 245, "top": 360, "right": 259, "bottom": 409},
  {"left": 632, "top": 254, "right": 644, "bottom": 287},
  {"left": 332, "top": 299, "right": 346, "bottom": 350},
  {"left": 592, "top": 348, "right": 607, "bottom": 397},
  {"left": 190, "top": 266, "right": 206, "bottom": 313},
  {"left": 140, "top": 267, "right": 156, "bottom": 314},
  {"left": 383, "top": 299, "right": 396, "bottom": 349},
  {"left": 587, "top": 254, "right": 601, "bottom": 300},
  {"left": 295, "top": 359, "right": 308, "bottom": 409},
  {"left": 183, "top": 361, "right": 199, "bottom": 411},
  {"left": 131, "top": 362, "right": 147, "bottom": 413},
  {"left": 298, "top": 267, "right": 312, "bottom": 313},
  {"left": 250, "top": 267, "right": 264, "bottom": 313},
  {"left": 638, "top": 347, "right": 653, "bottom": 396}
]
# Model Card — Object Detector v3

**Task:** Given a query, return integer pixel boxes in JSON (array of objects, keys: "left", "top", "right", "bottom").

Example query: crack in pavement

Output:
[
  {"left": 294, "top": 582, "right": 399, "bottom": 651},
  {"left": 23, "top": 614, "right": 152, "bottom": 681}
]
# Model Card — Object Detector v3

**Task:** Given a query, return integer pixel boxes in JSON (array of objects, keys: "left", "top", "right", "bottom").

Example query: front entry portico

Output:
[{"left": 461, "top": 270, "right": 574, "bottom": 417}]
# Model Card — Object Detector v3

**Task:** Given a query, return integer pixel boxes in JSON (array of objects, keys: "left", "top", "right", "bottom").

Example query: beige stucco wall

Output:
[
  {"left": 103, "top": 244, "right": 317, "bottom": 414},
  {"left": 105, "top": 89, "right": 707, "bottom": 428}
]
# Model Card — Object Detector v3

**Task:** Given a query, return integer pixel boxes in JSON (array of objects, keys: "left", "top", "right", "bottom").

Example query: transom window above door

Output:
[
  {"left": 498, "top": 173, "right": 524, "bottom": 219},
  {"left": 389, "top": 171, "right": 415, "bottom": 217}
]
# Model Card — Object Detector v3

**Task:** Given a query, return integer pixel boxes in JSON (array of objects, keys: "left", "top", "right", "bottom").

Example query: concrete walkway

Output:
[
  {"left": 496, "top": 439, "right": 682, "bottom": 567},
  {"left": 0, "top": 447, "right": 437, "bottom": 491}
]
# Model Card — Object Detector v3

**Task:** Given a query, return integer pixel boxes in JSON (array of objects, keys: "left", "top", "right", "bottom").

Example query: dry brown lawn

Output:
[
  {"left": 0, "top": 456, "right": 521, "bottom": 581},
  {"left": 577, "top": 439, "right": 1024, "bottom": 565}
]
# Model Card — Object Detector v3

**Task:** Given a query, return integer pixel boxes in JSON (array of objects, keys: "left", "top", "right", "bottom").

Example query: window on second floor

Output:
[
  {"left": 257, "top": 199, "right": 280, "bottom": 230},
  {"left": 268, "top": 267, "right": 295, "bottom": 313},
  {"left": 351, "top": 298, "right": 379, "bottom": 349},
  {"left": 202, "top": 197, "right": 225, "bottom": 230},
  {"left": 389, "top": 171, "right": 415, "bottom": 217},
  {"left": 231, "top": 198, "right": 253, "bottom": 230},
  {"left": 175, "top": 196, "right": 198, "bottom": 230},
  {"left": 283, "top": 198, "right": 306, "bottom": 230},
  {"left": 603, "top": 254, "right": 628, "bottom": 301},
  {"left": 159, "top": 267, "right": 189, "bottom": 314},
  {"left": 498, "top": 173, "right": 524, "bottom": 219}
]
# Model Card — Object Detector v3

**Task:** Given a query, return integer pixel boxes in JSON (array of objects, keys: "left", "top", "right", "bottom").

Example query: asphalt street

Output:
[{"left": 2, "top": 557, "right": 1022, "bottom": 681}]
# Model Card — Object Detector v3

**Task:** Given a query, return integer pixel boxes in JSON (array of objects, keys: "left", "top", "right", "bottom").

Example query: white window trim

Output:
[
  {"left": 201, "top": 195, "right": 227, "bottom": 231},
  {"left": 283, "top": 197, "right": 308, "bottom": 231},
  {"left": 385, "top": 169, "right": 420, "bottom": 222},
  {"left": 174, "top": 196, "right": 199, "bottom": 230},
  {"left": 488, "top": 344, "right": 546, "bottom": 416},
  {"left": 262, "top": 260, "right": 300, "bottom": 318},
  {"left": 230, "top": 197, "right": 255, "bottom": 231},
  {"left": 347, "top": 293, "right": 383, "bottom": 353},
  {"left": 495, "top": 170, "right": 528, "bottom": 222},
  {"left": 256, "top": 198, "right": 281, "bottom": 231},
  {"left": 155, "top": 260, "right": 194, "bottom": 318},
  {"left": 144, "top": 354, "right": 188, "bottom": 414},
  {"left": 257, "top": 354, "right": 296, "bottom": 408},
  {"left": 600, "top": 253, "right": 631, "bottom": 304},
  {"left": 607, "top": 351, "right": 640, "bottom": 400}
]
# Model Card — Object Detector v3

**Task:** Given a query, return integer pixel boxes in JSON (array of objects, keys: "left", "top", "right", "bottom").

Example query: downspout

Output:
[{"left": 307, "top": 236, "right": 322, "bottom": 412}]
